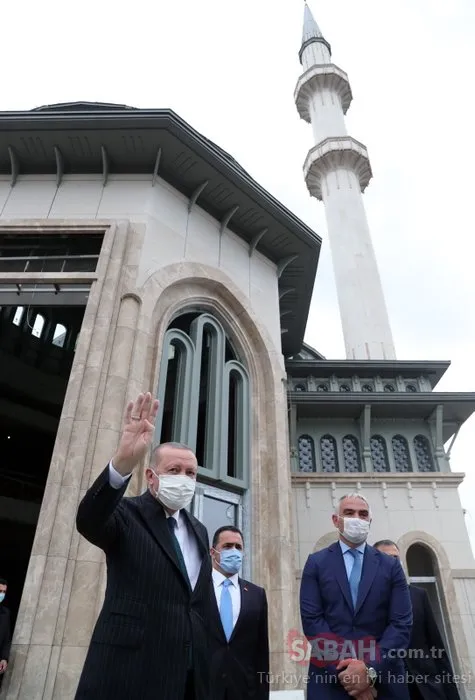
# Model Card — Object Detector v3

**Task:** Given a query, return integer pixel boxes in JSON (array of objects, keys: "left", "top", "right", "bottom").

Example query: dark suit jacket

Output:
[
  {"left": 75, "top": 466, "right": 213, "bottom": 700},
  {"left": 209, "top": 577, "right": 269, "bottom": 700},
  {"left": 300, "top": 542, "right": 412, "bottom": 700},
  {"left": 406, "top": 585, "right": 460, "bottom": 700},
  {"left": 0, "top": 606, "right": 11, "bottom": 661}
]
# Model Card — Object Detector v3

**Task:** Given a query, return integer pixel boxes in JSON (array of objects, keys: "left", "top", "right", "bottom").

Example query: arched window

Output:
[
  {"left": 414, "top": 435, "right": 435, "bottom": 472},
  {"left": 298, "top": 435, "right": 316, "bottom": 473},
  {"left": 320, "top": 435, "right": 339, "bottom": 472},
  {"left": 406, "top": 543, "right": 452, "bottom": 663},
  {"left": 155, "top": 312, "right": 250, "bottom": 489},
  {"left": 370, "top": 435, "right": 390, "bottom": 472},
  {"left": 52, "top": 323, "right": 67, "bottom": 348},
  {"left": 295, "top": 383, "right": 306, "bottom": 392},
  {"left": 392, "top": 435, "right": 412, "bottom": 472},
  {"left": 31, "top": 313, "right": 45, "bottom": 338},
  {"left": 342, "top": 435, "right": 362, "bottom": 472}
]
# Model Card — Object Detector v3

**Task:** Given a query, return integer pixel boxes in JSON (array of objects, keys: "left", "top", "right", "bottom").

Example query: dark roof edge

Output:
[{"left": 0, "top": 107, "right": 322, "bottom": 250}]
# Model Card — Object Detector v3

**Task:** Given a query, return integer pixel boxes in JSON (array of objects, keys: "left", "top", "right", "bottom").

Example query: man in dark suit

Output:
[
  {"left": 0, "top": 578, "right": 11, "bottom": 690},
  {"left": 75, "top": 392, "right": 213, "bottom": 700},
  {"left": 208, "top": 526, "right": 269, "bottom": 700},
  {"left": 300, "top": 493, "right": 412, "bottom": 700},
  {"left": 374, "top": 540, "right": 460, "bottom": 700}
]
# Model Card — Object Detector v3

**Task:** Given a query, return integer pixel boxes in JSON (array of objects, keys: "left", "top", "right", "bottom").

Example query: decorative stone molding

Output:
[
  {"left": 291, "top": 472, "right": 466, "bottom": 487},
  {"left": 303, "top": 137, "right": 373, "bottom": 199},
  {"left": 294, "top": 63, "right": 352, "bottom": 121},
  {"left": 138, "top": 262, "right": 295, "bottom": 686}
]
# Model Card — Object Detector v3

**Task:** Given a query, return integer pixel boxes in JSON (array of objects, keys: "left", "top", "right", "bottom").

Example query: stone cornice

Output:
[
  {"left": 291, "top": 472, "right": 466, "bottom": 486},
  {"left": 294, "top": 64, "right": 352, "bottom": 122},
  {"left": 304, "top": 137, "right": 372, "bottom": 200}
]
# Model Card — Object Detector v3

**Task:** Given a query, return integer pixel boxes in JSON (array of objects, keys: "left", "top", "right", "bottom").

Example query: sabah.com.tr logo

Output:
[{"left": 287, "top": 630, "right": 381, "bottom": 668}]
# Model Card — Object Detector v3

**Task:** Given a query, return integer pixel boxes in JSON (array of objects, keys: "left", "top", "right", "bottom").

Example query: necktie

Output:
[
  {"left": 220, "top": 579, "right": 234, "bottom": 641},
  {"left": 167, "top": 517, "right": 190, "bottom": 585},
  {"left": 348, "top": 549, "right": 362, "bottom": 608}
]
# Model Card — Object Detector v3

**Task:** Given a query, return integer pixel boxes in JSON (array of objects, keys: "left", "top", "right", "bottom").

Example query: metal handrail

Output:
[{"left": 0, "top": 254, "right": 99, "bottom": 261}]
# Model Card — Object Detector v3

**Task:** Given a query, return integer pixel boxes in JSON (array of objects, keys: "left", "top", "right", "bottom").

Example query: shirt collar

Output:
[
  {"left": 165, "top": 510, "right": 182, "bottom": 526},
  {"left": 340, "top": 540, "right": 366, "bottom": 555},
  {"left": 212, "top": 568, "right": 239, "bottom": 587}
]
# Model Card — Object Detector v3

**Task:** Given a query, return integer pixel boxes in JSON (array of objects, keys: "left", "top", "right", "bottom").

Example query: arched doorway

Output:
[{"left": 406, "top": 543, "right": 454, "bottom": 664}]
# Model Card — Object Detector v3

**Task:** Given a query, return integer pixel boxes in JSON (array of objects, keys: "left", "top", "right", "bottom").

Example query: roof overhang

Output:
[
  {"left": 0, "top": 103, "right": 322, "bottom": 355},
  {"left": 290, "top": 391, "right": 475, "bottom": 442},
  {"left": 286, "top": 359, "right": 451, "bottom": 388}
]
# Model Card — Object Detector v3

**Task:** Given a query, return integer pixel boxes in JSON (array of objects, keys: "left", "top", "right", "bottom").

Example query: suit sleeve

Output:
[
  {"left": 257, "top": 589, "right": 270, "bottom": 699},
  {"left": 373, "top": 559, "right": 412, "bottom": 676},
  {"left": 0, "top": 609, "right": 11, "bottom": 661},
  {"left": 76, "top": 465, "right": 130, "bottom": 550},
  {"left": 300, "top": 554, "right": 339, "bottom": 675}
]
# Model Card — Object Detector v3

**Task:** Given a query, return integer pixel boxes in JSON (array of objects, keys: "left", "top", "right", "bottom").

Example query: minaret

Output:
[{"left": 295, "top": 4, "right": 396, "bottom": 360}]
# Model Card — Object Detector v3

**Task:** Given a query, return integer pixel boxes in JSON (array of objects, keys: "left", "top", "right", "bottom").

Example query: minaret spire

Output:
[
  {"left": 295, "top": 4, "right": 396, "bottom": 361},
  {"left": 302, "top": 4, "right": 323, "bottom": 43},
  {"left": 300, "top": 4, "right": 332, "bottom": 68}
]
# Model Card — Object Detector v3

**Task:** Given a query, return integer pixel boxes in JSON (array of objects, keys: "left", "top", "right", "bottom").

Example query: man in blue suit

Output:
[{"left": 300, "top": 493, "right": 412, "bottom": 700}]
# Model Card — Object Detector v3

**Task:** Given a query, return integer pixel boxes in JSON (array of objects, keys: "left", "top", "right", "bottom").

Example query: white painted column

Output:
[{"left": 322, "top": 168, "right": 396, "bottom": 360}]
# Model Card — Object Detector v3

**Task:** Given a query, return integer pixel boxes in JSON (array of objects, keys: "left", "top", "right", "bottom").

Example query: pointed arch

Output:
[
  {"left": 140, "top": 262, "right": 293, "bottom": 642},
  {"left": 397, "top": 531, "right": 470, "bottom": 680},
  {"left": 370, "top": 435, "right": 390, "bottom": 472}
]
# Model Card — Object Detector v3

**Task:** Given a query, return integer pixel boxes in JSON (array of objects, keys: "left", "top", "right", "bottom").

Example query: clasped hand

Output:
[{"left": 336, "top": 659, "right": 377, "bottom": 699}]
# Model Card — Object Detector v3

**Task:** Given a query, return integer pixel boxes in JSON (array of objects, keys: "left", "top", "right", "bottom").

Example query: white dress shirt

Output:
[
  {"left": 108, "top": 461, "right": 202, "bottom": 590},
  {"left": 212, "top": 568, "right": 241, "bottom": 629}
]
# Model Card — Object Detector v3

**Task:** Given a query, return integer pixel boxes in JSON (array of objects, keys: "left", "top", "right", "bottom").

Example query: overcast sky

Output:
[{"left": 3, "top": 1, "right": 474, "bottom": 547}]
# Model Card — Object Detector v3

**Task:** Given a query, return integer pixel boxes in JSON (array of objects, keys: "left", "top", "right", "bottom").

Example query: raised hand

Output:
[{"left": 112, "top": 392, "right": 160, "bottom": 476}]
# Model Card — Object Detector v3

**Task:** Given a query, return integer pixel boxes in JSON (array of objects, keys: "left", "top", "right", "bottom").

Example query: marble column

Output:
[{"left": 5, "top": 222, "right": 129, "bottom": 700}]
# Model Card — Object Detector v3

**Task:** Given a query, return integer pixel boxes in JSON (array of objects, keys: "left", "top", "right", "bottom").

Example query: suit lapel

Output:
[
  {"left": 182, "top": 509, "right": 211, "bottom": 600},
  {"left": 137, "top": 491, "right": 190, "bottom": 589},
  {"left": 355, "top": 545, "right": 380, "bottom": 615},
  {"left": 329, "top": 543, "right": 353, "bottom": 612}
]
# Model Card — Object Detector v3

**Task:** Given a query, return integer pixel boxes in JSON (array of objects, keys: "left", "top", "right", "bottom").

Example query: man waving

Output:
[{"left": 75, "top": 392, "right": 212, "bottom": 700}]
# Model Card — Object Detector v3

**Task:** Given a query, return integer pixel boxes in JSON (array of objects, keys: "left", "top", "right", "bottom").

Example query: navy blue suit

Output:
[{"left": 300, "top": 542, "right": 412, "bottom": 700}]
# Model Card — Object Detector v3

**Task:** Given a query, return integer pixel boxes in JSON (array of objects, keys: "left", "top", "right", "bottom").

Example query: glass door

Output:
[{"left": 192, "top": 483, "right": 250, "bottom": 578}]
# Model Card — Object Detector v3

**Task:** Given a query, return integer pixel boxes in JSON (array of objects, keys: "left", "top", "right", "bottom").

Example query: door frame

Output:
[{"left": 192, "top": 482, "right": 250, "bottom": 579}]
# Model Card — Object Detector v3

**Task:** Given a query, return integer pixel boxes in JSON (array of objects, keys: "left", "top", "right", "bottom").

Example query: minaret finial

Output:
[{"left": 299, "top": 3, "right": 331, "bottom": 65}]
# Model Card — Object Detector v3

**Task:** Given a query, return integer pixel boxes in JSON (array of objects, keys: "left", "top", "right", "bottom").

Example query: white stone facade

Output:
[{"left": 0, "top": 173, "right": 297, "bottom": 697}]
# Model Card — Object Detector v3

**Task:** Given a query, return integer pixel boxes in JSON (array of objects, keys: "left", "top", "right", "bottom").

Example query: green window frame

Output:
[{"left": 155, "top": 312, "right": 250, "bottom": 490}]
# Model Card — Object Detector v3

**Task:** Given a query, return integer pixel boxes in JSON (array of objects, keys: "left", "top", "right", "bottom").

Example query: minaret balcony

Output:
[
  {"left": 303, "top": 136, "right": 373, "bottom": 200},
  {"left": 294, "top": 64, "right": 352, "bottom": 122}
]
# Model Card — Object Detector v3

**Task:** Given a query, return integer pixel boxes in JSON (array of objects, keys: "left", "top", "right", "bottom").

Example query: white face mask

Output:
[
  {"left": 152, "top": 472, "right": 196, "bottom": 511},
  {"left": 340, "top": 516, "right": 370, "bottom": 544}
]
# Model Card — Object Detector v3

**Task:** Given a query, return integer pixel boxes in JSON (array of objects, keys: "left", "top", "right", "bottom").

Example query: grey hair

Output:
[
  {"left": 334, "top": 492, "right": 371, "bottom": 516},
  {"left": 150, "top": 442, "right": 194, "bottom": 466}
]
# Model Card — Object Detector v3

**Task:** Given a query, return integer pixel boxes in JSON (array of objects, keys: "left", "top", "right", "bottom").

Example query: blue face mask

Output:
[
  {"left": 0, "top": 593, "right": 5, "bottom": 604},
  {"left": 219, "top": 548, "right": 243, "bottom": 575}
]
